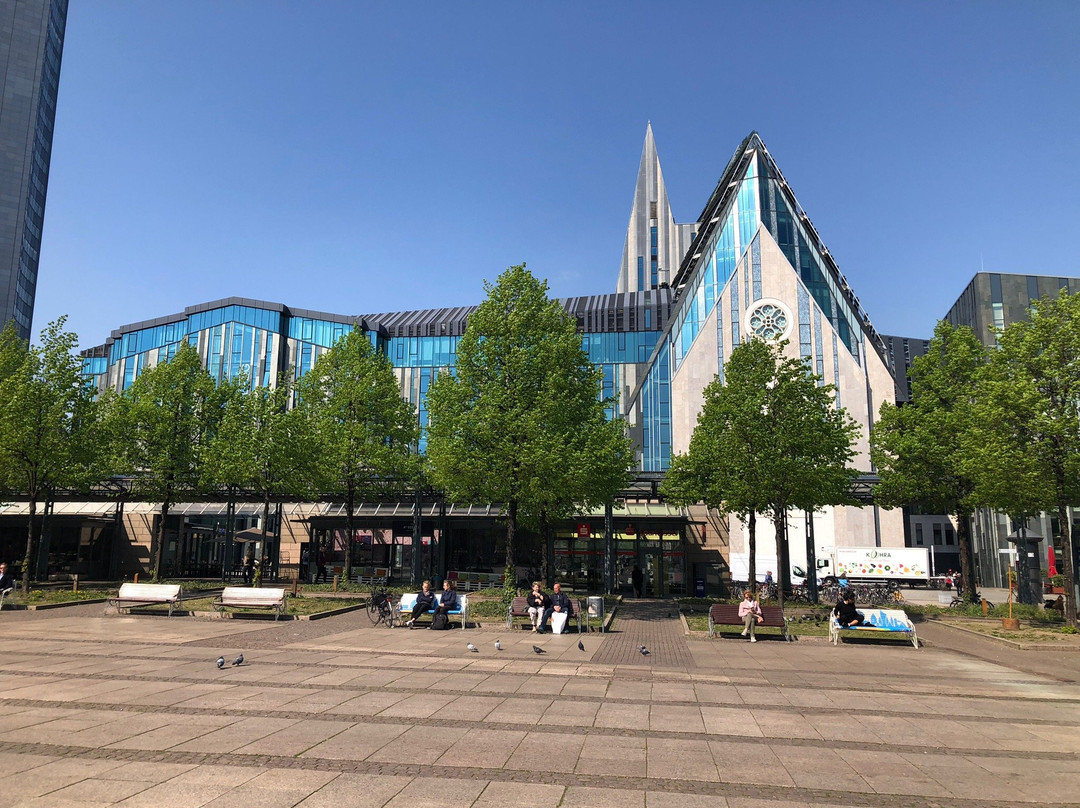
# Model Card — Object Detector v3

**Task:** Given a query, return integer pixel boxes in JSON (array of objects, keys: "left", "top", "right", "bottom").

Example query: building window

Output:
[
  {"left": 745, "top": 300, "right": 792, "bottom": 341},
  {"left": 915, "top": 524, "right": 924, "bottom": 546}
]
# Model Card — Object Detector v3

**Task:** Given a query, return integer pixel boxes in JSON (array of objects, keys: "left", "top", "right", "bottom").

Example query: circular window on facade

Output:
[{"left": 745, "top": 299, "right": 793, "bottom": 341}]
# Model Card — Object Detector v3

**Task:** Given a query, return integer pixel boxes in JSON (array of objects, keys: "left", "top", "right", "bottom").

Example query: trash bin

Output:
[
  {"left": 695, "top": 578, "right": 706, "bottom": 597},
  {"left": 587, "top": 596, "right": 605, "bottom": 633}
]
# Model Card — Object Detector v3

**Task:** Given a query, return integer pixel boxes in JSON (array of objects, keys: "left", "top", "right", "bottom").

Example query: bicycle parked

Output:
[{"left": 367, "top": 578, "right": 396, "bottom": 628}]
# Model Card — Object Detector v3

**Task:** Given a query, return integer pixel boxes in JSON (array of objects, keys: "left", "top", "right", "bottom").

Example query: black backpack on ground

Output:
[{"left": 430, "top": 611, "right": 450, "bottom": 630}]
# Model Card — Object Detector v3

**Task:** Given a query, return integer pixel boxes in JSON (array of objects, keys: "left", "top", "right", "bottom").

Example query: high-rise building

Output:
[
  {"left": 945, "top": 271, "right": 1080, "bottom": 347},
  {"left": 0, "top": 0, "right": 68, "bottom": 340},
  {"left": 615, "top": 123, "right": 696, "bottom": 293}
]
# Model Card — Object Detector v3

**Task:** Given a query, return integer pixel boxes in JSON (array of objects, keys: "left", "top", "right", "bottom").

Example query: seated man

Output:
[
  {"left": 0, "top": 562, "right": 14, "bottom": 595},
  {"left": 545, "top": 582, "right": 574, "bottom": 634},
  {"left": 405, "top": 579, "right": 437, "bottom": 628},
  {"left": 833, "top": 593, "right": 865, "bottom": 627}
]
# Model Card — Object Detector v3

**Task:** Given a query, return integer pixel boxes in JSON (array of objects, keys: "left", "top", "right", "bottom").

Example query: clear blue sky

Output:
[{"left": 33, "top": 1, "right": 1080, "bottom": 349}]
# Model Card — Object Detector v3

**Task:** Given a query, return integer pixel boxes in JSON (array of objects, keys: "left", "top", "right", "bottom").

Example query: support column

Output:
[
  {"left": 604, "top": 502, "right": 615, "bottom": 595},
  {"left": 805, "top": 509, "right": 818, "bottom": 604},
  {"left": 412, "top": 489, "right": 423, "bottom": 587}
]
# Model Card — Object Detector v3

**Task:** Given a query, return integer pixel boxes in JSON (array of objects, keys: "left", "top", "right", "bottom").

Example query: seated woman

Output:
[
  {"left": 526, "top": 581, "right": 550, "bottom": 633},
  {"left": 405, "top": 580, "right": 437, "bottom": 628},
  {"left": 738, "top": 590, "right": 764, "bottom": 642}
]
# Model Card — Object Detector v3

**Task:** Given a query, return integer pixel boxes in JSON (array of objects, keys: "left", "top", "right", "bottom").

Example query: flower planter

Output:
[{"left": 1052, "top": 586, "right": 1065, "bottom": 594}]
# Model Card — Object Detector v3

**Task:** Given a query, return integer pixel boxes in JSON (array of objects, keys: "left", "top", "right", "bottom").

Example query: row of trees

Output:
[
  {"left": 0, "top": 266, "right": 633, "bottom": 595},
  {"left": 660, "top": 290, "right": 1080, "bottom": 626}
]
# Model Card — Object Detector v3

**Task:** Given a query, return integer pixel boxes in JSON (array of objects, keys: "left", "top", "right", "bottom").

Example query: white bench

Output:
[
  {"left": 214, "top": 586, "right": 287, "bottom": 620},
  {"left": 398, "top": 592, "right": 469, "bottom": 628},
  {"left": 108, "top": 583, "right": 183, "bottom": 616},
  {"left": 830, "top": 607, "right": 918, "bottom": 648}
]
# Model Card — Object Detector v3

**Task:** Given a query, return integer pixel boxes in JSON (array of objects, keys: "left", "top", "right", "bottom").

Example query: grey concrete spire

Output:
[{"left": 615, "top": 123, "right": 696, "bottom": 294}]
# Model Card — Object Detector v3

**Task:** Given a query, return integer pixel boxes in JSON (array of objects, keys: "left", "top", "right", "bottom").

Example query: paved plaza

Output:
[{"left": 0, "top": 600, "right": 1078, "bottom": 807}]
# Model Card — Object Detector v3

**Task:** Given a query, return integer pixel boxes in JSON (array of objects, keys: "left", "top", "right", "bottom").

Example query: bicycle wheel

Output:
[{"left": 378, "top": 600, "right": 396, "bottom": 628}]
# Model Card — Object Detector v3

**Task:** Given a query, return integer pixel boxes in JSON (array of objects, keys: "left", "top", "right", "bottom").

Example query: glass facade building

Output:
[{"left": 0, "top": 0, "right": 68, "bottom": 340}]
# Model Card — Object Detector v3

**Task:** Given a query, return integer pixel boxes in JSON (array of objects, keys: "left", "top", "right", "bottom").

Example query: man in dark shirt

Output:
[
  {"left": 546, "top": 582, "right": 574, "bottom": 633},
  {"left": 834, "top": 594, "right": 865, "bottom": 626},
  {"left": 0, "top": 562, "right": 15, "bottom": 594}
]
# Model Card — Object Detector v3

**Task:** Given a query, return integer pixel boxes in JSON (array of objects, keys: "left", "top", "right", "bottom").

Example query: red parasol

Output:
[{"left": 1048, "top": 546, "right": 1058, "bottom": 577}]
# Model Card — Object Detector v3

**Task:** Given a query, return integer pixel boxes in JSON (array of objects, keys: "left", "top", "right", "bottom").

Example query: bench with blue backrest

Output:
[
  {"left": 399, "top": 591, "right": 469, "bottom": 629},
  {"left": 830, "top": 607, "right": 918, "bottom": 648}
]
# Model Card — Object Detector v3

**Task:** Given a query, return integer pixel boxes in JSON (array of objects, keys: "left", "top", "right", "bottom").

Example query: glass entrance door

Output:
[{"left": 642, "top": 550, "right": 663, "bottom": 598}]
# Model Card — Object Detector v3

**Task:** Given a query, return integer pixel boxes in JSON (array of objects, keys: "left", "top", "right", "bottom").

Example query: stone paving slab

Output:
[{"left": 0, "top": 601, "right": 1077, "bottom": 806}]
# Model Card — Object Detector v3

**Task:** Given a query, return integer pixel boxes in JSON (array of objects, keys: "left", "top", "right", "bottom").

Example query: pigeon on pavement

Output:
[
  {"left": 216, "top": 656, "right": 225, "bottom": 669},
  {"left": 639, "top": 645, "right": 650, "bottom": 656},
  {"left": 577, "top": 640, "right": 585, "bottom": 651},
  {"left": 232, "top": 653, "right": 244, "bottom": 666},
  {"left": 533, "top": 645, "right": 546, "bottom": 654},
  {"left": 467, "top": 642, "right": 478, "bottom": 652},
  {"left": 494, "top": 639, "right": 502, "bottom": 651}
]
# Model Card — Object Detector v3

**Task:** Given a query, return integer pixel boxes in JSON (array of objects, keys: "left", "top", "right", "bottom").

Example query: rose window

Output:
[{"left": 747, "top": 303, "right": 790, "bottom": 340}]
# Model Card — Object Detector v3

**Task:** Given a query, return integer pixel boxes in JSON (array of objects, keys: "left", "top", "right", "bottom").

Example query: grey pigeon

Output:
[
  {"left": 494, "top": 639, "right": 502, "bottom": 651},
  {"left": 532, "top": 645, "right": 546, "bottom": 654},
  {"left": 232, "top": 653, "right": 244, "bottom": 666},
  {"left": 216, "top": 656, "right": 225, "bottom": 669},
  {"left": 639, "top": 646, "right": 650, "bottom": 656},
  {"left": 467, "top": 642, "right": 478, "bottom": 652},
  {"left": 577, "top": 640, "right": 585, "bottom": 652}
]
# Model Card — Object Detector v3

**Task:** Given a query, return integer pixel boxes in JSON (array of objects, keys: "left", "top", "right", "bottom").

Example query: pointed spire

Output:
[{"left": 616, "top": 124, "right": 695, "bottom": 294}]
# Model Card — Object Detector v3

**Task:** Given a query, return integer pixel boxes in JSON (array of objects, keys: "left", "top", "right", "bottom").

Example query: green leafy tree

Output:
[
  {"left": 966, "top": 290, "right": 1080, "bottom": 623},
  {"left": 296, "top": 328, "right": 419, "bottom": 581},
  {"left": 0, "top": 318, "right": 98, "bottom": 592},
  {"left": 872, "top": 322, "right": 985, "bottom": 604},
  {"left": 662, "top": 338, "right": 859, "bottom": 607},
  {"left": 205, "top": 375, "right": 317, "bottom": 572},
  {"left": 113, "top": 341, "right": 218, "bottom": 580},
  {"left": 425, "top": 265, "right": 634, "bottom": 598}
]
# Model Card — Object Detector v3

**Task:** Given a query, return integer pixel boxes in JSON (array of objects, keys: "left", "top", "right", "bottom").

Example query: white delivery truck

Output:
[{"left": 728, "top": 547, "right": 929, "bottom": 587}]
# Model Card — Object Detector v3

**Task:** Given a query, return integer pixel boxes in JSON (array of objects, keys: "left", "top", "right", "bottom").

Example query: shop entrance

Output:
[{"left": 642, "top": 549, "right": 663, "bottom": 598}]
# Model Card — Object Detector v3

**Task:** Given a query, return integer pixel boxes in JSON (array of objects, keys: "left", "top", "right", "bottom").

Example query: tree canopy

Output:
[
  {"left": 425, "top": 265, "right": 634, "bottom": 593},
  {"left": 662, "top": 338, "right": 859, "bottom": 604},
  {"left": 0, "top": 318, "right": 101, "bottom": 590},
  {"left": 872, "top": 321, "right": 985, "bottom": 603},
  {"left": 965, "top": 290, "right": 1080, "bottom": 623},
  {"left": 296, "top": 327, "right": 419, "bottom": 580}
]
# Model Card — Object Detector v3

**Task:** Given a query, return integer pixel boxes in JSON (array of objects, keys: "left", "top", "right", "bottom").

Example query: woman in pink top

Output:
[{"left": 738, "top": 590, "right": 763, "bottom": 642}]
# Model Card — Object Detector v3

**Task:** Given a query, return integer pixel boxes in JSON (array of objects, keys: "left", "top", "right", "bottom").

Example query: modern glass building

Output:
[
  {"left": 33, "top": 129, "right": 907, "bottom": 591},
  {"left": 0, "top": 0, "right": 67, "bottom": 340}
]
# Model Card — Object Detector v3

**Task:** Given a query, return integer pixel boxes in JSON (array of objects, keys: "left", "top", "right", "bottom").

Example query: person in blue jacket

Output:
[{"left": 434, "top": 579, "right": 458, "bottom": 616}]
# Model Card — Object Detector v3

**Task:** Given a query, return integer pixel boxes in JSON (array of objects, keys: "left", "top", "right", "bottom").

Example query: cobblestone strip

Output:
[
  {"left": 1, "top": 667, "right": 1071, "bottom": 726},
  {"left": 590, "top": 600, "right": 695, "bottom": 666},
  {"left": 4, "top": 697, "right": 1074, "bottom": 763},
  {"left": 0, "top": 739, "right": 1068, "bottom": 808}
]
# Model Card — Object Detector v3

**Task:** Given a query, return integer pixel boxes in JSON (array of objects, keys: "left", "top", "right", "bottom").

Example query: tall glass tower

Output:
[{"left": 0, "top": 0, "right": 68, "bottom": 341}]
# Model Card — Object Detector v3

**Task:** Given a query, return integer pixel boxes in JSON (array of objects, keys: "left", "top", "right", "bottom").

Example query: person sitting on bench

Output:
[
  {"left": 834, "top": 593, "right": 865, "bottom": 627},
  {"left": 738, "top": 590, "right": 764, "bottom": 642},
  {"left": 435, "top": 580, "right": 458, "bottom": 617},
  {"left": 546, "top": 582, "right": 574, "bottom": 633},
  {"left": 527, "top": 582, "right": 550, "bottom": 633},
  {"left": 405, "top": 580, "right": 437, "bottom": 627}
]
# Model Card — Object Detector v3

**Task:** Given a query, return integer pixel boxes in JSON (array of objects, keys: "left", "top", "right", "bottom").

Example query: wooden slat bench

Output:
[
  {"left": 830, "top": 607, "right": 918, "bottom": 648},
  {"left": 213, "top": 586, "right": 287, "bottom": 620},
  {"left": 506, "top": 596, "right": 583, "bottom": 633},
  {"left": 107, "top": 583, "right": 183, "bottom": 617},
  {"left": 398, "top": 592, "right": 469, "bottom": 629},
  {"left": 708, "top": 603, "right": 789, "bottom": 640}
]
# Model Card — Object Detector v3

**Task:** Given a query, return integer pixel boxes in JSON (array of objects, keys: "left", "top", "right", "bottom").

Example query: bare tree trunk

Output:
[
  {"left": 21, "top": 496, "right": 38, "bottom": 594},
  {"left": 344, "top": 488, "right": 355, "bottom": 583},
  {"left": 956, "top": 511, "right": 978, "bottom": 605},
  {"left": 153, "top": 500, "right": 171, "bottom": 581},
  {"left": 1058, "top": 504, "right": 1077, "bottom": 625},
  {"left": 505, "top": 500, "right": 517, "bottom": 589},
  {"left": 747, "top": 510, "right": 756, "bottom": 596},
  {"left": 774, "top": 506, "right": 788, "bottom": 613}
]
